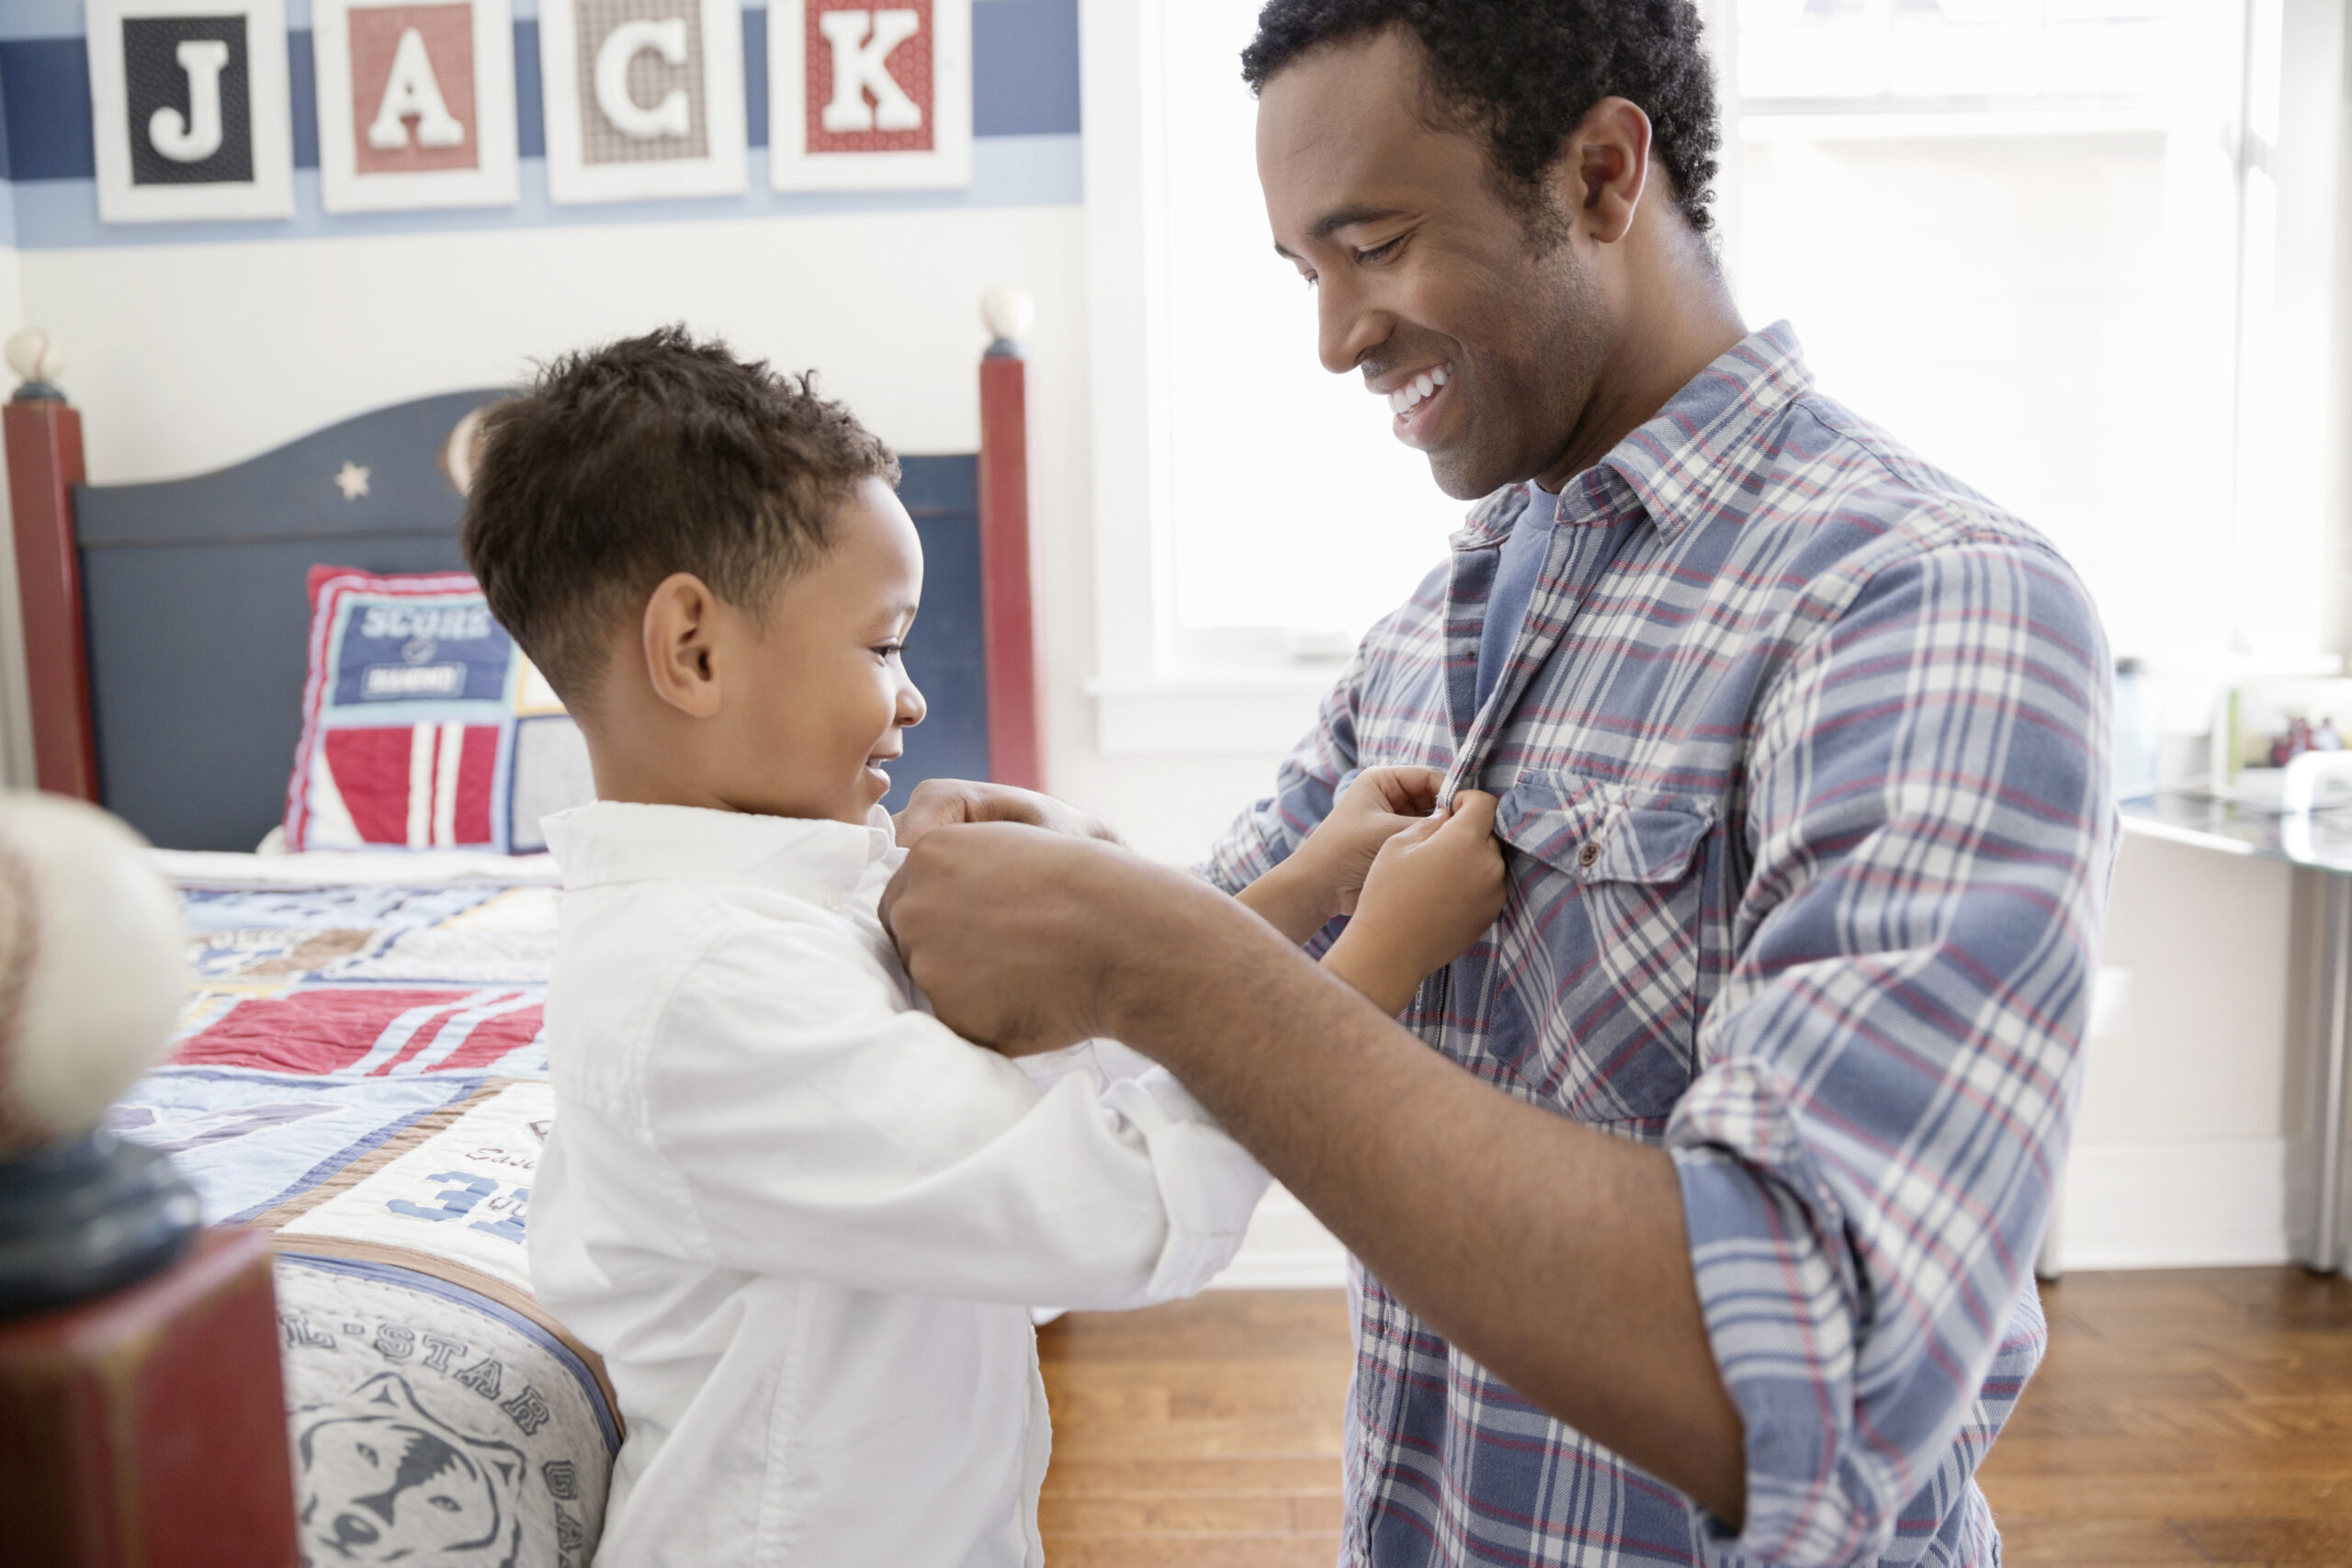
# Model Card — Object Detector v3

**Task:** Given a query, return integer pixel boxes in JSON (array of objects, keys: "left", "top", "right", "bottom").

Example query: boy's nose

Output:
[{"left": 899, "top": 682, "right": 927, "bottom": 728}]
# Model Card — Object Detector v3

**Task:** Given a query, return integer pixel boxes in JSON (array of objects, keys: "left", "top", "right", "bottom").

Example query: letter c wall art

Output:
[{"left": 537, "top": 0, "right": 747, "bottom": 205}]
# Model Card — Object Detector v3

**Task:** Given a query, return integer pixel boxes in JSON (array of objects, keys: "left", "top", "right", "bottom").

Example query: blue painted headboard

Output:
[{"left": 62, "top": 394, "right": 995, "bottom": 852}]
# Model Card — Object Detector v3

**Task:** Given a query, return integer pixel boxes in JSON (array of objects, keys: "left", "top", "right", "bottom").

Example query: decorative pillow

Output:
[{"left": 283, "top": 568, "right": 594, "bottom": 853}]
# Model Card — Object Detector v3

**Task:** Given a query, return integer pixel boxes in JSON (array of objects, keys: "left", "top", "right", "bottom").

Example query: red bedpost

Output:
[
  {"left": 0, "top": 1227, "right": 300, "bottom": 1568},
  {"left": 3, "top": 333, "right": 97, "bottom": 802},
  {"left": 977, "top": 290, "right": 1046, "bottom": 792}
]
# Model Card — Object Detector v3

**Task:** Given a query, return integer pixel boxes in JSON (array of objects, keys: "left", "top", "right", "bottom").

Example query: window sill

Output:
[{"left": 1086, "top": 673, "right": 1335, "bottom": 757}]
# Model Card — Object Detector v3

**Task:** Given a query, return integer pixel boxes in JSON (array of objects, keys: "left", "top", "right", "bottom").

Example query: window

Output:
[
  {"left": 1156, "top": 0, "right": 1469, "bottom": 649},
  {"left": 1083, "top": 0, "right": 2321, "bottom": 750},
  {"left": 1722, "top": 0, "right": 2278, "bottom": 668}
]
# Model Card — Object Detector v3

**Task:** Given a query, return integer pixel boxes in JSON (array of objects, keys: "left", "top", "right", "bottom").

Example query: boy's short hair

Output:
[{"left": 462, "top": 326, "right": 899, "bottom": 706}]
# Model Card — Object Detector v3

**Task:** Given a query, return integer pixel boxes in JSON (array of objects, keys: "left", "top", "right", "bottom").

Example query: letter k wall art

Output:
[
  {"left": 771, "top": 0, "right": 971, "bottom": 190},
  {"left": 88, "top": 0, "right": 297, "bottom": 220}
]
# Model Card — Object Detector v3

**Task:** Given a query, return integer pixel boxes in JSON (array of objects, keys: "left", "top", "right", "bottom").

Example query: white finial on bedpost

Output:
[
  {"left": 6, "top": 329, "right": 66, "bottom": 404},
  {"left": 981, "top": 287, "right": 1035, "bottom": 359}
]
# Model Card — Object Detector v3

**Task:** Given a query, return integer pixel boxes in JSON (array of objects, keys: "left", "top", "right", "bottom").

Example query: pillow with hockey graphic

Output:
[{"left": 282, "top": 568, "right": 594, "bottom": 853}]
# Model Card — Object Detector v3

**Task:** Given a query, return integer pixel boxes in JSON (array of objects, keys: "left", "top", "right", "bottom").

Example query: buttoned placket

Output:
[{"left": 1416, "top": 475, "right": 1650, "bottom": 1043}]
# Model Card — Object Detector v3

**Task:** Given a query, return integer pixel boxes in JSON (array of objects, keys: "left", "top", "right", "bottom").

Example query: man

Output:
[{"left": 886, "top": 2, "right": 2113, "bottom": 1563}]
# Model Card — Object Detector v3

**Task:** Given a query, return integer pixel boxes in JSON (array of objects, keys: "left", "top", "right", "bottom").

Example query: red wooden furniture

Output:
[
  {"left": 6, "top": 395, "right": 97, "bottom": 802},
  {"left": 0, "top": 1226, "right": 299, "bottom": 1568},
  {"left": 978, "top": 344, "right": 1045, "bottom": 792}
]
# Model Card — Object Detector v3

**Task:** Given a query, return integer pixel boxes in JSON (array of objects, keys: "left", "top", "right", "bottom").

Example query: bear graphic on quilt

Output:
[{"left": 115, "top": 879, "right": 613, "bottom": 1568}]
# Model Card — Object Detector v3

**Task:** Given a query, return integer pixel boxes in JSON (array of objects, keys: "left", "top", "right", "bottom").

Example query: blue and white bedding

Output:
[{"left": 119, "top": 851, "right": 610, "bottom": 1568}]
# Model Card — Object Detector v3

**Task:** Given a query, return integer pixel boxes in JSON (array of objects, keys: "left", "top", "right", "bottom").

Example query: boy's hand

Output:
[
  {"left": 1235, "top": 767, "right": 1444, "bottom": 945},
  {"left": 1323, "top": 791, "right": 1508, "bottom": 1015},
  {"left": 893, "top": 780, "right": 1124, "bottom": 851}
]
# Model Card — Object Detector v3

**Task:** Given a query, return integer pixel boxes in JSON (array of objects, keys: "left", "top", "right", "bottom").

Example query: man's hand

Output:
[
  {"left": 1234, "top": 766, "right": 1445, "bottom": 944},
  {"left": 1323, "top": 791, "right": 1507, "bottom": 1014},
  {"left": 881, "top": 820, "right": 1295, "bottom": 1056},
  {"left": 880, "top": 811, "right": 1747, "bottom": 1522},
  {"left": 891, "top": 779, "right": 1125, "bottom": 852}
]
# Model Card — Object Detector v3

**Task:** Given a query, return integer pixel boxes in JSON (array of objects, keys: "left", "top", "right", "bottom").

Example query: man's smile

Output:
[{"left": 1371, "top": 360, "right": 1457, "bottom": 448}]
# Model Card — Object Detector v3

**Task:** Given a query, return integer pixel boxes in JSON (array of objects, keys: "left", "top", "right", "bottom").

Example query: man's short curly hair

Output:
[
  {"left": 1240, "top": 0, "right": 1721, "bottom": 235},
  {"left": 461, "top": 327, "right": 899, "bottom": 707}
]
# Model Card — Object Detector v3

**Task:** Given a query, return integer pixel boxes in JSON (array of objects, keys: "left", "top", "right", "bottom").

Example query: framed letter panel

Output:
[
  {"left": 88, "top": 0, "right": 296, "bottom": 222},
  {"left": 312, "top": 0, "right": 520, "bottom": 213},
  {"left": 770, "top": 0, "right": 971, "bottom": 192},
  {"left": 538, "top": 0, "right": 748, "bottom": 204}
]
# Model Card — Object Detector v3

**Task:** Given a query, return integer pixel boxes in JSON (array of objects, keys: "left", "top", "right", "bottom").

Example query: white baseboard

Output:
[
  {"left": 1206, "top": 1183, "right": 1350, "bottom": 1291},
  {"left": 2055, "top": 1136, "right": 2296, "bottom": 1270},
  {"left": 1200, "top": 1139, "right": 2301, "bottom": 1292}
]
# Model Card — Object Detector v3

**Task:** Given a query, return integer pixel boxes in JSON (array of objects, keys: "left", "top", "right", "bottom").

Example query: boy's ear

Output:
[{"left": 641, "top": 572, "right": 727, "bottom": 719}]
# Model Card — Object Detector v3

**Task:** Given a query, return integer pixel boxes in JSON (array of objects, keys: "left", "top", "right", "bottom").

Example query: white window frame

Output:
[{"left": 1079, "top": 0, "right": 1338, "bottom": 756}]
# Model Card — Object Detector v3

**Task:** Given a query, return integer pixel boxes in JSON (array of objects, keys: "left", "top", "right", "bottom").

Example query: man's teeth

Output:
[{"left": 1386, "top": 366, "right": 1451, "bottom": 417}]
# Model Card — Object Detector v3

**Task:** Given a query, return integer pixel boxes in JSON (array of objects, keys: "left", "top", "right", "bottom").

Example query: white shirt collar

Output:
[{"left": 542, "top": 800, "right": 896, "bottom": 899}]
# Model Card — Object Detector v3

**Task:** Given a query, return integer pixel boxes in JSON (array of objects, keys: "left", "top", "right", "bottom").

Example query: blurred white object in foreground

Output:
[{"left": 0, "top": 794, "right": 187, "bottom": 1155}]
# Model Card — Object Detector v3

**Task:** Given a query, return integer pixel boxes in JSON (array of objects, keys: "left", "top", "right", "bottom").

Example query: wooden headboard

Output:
[{"left": 4, "top": 305, "right": 1045, "bottom": 851}]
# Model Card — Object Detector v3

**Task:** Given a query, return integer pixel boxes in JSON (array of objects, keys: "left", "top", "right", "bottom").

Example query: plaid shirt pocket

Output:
[{"left": 1487, "top": 773, "right": 1713, "bottom": 1122}]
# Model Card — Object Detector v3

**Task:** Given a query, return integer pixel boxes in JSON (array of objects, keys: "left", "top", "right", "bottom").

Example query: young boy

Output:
[{"left": 462, "top": 330, "right": 1505, "bottom": 1567}]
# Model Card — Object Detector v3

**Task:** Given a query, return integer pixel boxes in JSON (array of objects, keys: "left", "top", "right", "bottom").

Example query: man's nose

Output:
[{"left": 1317, "top": 274, "right": 1387, "bottom": 377}]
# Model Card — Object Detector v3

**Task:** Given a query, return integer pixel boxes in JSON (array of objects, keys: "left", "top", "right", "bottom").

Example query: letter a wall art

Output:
[
  {"left": 87, "top": 0, "right": 296, "bottom": 221},
  {"left": 537, "top": 0, "right": 747, "bottom": 204},
  {"left": 312, "top": 0, "right": 520, "bottom": 212},
  {"left": 770, "top": 0, "right": 970, "bottom": 191}
]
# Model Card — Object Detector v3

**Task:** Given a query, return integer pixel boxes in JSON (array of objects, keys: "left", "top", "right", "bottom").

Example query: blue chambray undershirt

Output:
[{"left": 1473, "top": 484, "right": 1560, "bottom": 712}]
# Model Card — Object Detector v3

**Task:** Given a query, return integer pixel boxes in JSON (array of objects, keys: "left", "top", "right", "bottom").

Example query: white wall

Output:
[
  {"left": 0, "top": 232, "right": 32, "bottom": 791},
  {"left": 2056, "top": 831, "right": 2306, "bottom": 1269}
]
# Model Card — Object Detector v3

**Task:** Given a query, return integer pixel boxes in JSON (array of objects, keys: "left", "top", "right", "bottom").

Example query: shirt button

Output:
[{"left": 1577, "top": 840, "right": 1602, "bottom": 868}]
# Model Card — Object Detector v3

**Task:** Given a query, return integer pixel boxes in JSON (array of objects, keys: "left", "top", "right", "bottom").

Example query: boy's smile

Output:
[{"left": 732, "top": 475, "right": 929, "bottom": 823}]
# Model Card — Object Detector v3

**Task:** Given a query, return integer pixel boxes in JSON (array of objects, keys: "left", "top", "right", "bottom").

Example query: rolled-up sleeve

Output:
[
  {"left": 649, "top": 918, "right": 1271, "bottom": 1310},
  {"left": 1668, "top": 537, "right": 2113, "bottom": 1567}
]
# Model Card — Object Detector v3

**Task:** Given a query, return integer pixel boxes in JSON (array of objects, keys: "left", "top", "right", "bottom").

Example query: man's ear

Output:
[
  {"left": 1549, "top": 96, "right": 1652, "bottom": 247},
  {"left": 641, "top": 572, "right": 727, "bottom": 719}
]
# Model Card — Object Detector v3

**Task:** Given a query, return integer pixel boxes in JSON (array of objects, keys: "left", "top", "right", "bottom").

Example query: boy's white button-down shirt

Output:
[{"left": 530, "top": 802, "right": 1270, "bottom": 1568}]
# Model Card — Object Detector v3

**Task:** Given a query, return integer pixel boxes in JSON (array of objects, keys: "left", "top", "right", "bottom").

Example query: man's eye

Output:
[{"left": 1356, "top": 236, "right": 1405, "bottom": 264}]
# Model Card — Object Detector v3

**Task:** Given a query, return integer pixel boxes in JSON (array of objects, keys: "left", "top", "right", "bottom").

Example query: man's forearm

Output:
[{"left": 1109, "top": 912, "right": 1749, "bottom": 1526}]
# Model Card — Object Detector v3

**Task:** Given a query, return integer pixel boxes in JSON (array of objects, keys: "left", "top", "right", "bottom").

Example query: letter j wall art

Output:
[{"left": 88, "top": 0, "right": 297, "bottom": 222}]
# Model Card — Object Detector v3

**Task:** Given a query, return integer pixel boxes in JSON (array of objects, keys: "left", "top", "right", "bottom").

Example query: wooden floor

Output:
[{"left": 1037, "top": 1269, "right": 2352, "bottom": 1566}]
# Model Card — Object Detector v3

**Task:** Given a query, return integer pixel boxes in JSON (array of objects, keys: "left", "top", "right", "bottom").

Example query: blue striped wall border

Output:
[
  {"left": 10, "top": 134, "right": 1080, "bottom": 248},
  {"left": 0, "top": 0, "right": 1080, "bottom": 181}
]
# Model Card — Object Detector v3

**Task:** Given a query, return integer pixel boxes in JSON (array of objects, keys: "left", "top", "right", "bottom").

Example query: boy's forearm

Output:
[
  {"left": 1321, "top": 926, "right": 1422, "bottom": 1016},
  {"left": 1232, "top": 857, "right": 1333, "bottom": 947}
]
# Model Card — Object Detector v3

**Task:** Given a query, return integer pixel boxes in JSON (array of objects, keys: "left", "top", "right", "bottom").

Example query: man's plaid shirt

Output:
[{"left": 1203, "top": 323, "right": 2114, "bottom": 1568}]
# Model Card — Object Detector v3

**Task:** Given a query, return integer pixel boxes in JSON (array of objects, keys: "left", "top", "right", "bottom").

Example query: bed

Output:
[{"left": 6, "top": 299, "right": 1045, "bottom": 1564}]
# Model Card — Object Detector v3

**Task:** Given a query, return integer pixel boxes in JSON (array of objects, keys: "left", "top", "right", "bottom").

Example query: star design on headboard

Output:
[{"left": 334, "top": 461, "right": 371, "bottom": 502}]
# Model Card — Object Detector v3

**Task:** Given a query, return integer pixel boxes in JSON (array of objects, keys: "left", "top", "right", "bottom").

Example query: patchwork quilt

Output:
[{"left": 117, "top": 871, "right": 611, "bottom": 1568}]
